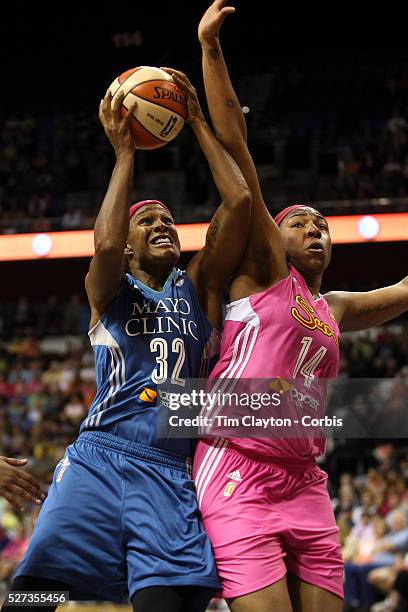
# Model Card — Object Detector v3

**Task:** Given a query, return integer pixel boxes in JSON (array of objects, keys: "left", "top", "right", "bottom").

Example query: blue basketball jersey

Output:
[{"left": 81, "top": 269, "right": 219, "bottom": 457}]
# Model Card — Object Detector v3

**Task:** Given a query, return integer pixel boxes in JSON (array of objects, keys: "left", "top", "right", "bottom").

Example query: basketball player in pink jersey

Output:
[{"left": 185, "top": 2, "right": 408, "bottom": 611}]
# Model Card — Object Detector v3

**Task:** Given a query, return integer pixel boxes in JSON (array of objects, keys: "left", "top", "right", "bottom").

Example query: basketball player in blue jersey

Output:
[{"left": 1, "top": 72, "right": 251, "bottom": 612}]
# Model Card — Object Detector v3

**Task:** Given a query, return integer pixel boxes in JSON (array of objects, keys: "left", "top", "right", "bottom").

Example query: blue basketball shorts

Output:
[{"left": 16, "top": 431, "right": 220, "bottom": 602}]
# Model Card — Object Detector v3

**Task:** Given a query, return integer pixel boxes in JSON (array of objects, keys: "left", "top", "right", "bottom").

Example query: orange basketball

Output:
[{"left": 108, "top": 66, "right": 187, "bottom": 150}]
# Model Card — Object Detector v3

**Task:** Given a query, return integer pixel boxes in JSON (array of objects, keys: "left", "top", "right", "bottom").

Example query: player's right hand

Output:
[
  {"left": 99, "top": 89, "right": 138, "bottom": 157},
  {"left": 160, "top": 69, "right": 204, "bottom": 126},
  {"left": 198, "top": 0, "right": 235, "bottom": 43},
  {"left": 0, "top": 456, "right": 45, "bottom": 513}
]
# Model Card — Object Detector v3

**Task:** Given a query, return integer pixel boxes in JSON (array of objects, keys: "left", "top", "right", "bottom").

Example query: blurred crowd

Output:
[
  {"left": 1, "top": 53, "right": 408, "bottom": 233},
  {"left": 335, "top": 444, "right": 408, "bottom": 611},
  {"left": 0, "top": 295, "right": 90, "bottom": 341}
]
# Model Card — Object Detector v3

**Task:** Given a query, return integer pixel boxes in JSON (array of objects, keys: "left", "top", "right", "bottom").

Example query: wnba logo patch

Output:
[
  {"left": 56, "top": 457, "right": 70, "bottom": 483},
  {"left": 224, "top": 481, "right": 236, "bottom": 497},
  {"left": 139, "top": 387, "right": 157, "bottom": 403}
]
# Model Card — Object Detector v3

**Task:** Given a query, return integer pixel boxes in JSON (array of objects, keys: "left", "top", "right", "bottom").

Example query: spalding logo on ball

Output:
[{"left": 109, "top": 66, "right": 187, "bottom": 150}]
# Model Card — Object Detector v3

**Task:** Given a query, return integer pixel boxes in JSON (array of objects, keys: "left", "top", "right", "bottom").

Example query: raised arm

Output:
[
  {"left": 196, "top": 0, "right": 287, "bottom": 289},
  {"left": 85, "top": 90, "right": 137, "bottom": 328},
  {"left": 161, "top": 69, "right": 251, "bottom": 329},
  {"left": 326, "top": 277, "right": 408, "bottom": 332}
]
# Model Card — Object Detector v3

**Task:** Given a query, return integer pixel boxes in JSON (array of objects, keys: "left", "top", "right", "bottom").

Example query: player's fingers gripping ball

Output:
[
  {"left": 108, "top": 66, "right": 187, "bottom": 150},
  {"left": 161, "top": 67, "right": 203, "bottom": 125}
]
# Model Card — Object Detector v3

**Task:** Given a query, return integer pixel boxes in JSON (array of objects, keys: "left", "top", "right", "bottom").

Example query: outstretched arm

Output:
[
  {"left": 162, "top": 69, "right": 251, "bottom": 329},
  {"left": 198, "top": 1, "right": 246, "bottom": 145},
  {"left": 85, "top": 90, "right": 137, "bottom": 327},
  {"left": 326, "top": 277, "right": 408, "bottom": 332},
  {"left": 196, "top": 0, "right": 287, "bottom": 288}
]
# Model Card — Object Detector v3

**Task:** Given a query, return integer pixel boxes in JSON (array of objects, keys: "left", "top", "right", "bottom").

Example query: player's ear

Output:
[{"left": 124, "top": 243, "right": 133, "bottom": 256}]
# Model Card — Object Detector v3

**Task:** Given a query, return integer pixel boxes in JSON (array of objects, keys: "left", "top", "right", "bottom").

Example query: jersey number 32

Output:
[{"left": 150, "top": 338, "right": 186, "bottom": 386}]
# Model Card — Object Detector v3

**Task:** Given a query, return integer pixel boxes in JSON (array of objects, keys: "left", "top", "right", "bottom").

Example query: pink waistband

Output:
[{"left": 202, "top": 438, "right": 317, "bottom": 472}]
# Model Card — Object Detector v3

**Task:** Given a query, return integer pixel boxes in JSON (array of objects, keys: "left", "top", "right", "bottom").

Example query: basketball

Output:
[{"left": 108, "top": 66, "right": 187, "bottom": 150}]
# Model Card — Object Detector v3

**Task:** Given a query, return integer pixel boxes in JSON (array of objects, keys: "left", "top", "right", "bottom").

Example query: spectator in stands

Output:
[
  {"left": 0, "top": 518, "right": 29, "bottom": 586},
  {"left": 0, "top": 507, "right": 40, "bottom": 592},
  {"left": 344, "top": 509, "right": 408, "bottom": 610},
  {"left": 368, "top": 553, "right": 408, "bottom": 611},
  {"left": 61, "top": 205, "right": 83, "bottom": 230},
  {"left": 1, "top": 53, "right": 408, "bottom": 233},
  {"left": 352, "top": 489, "right": 378, "bottom": 525},
  {"left": 343, "top": 514, "right": 387, "bottom": 564}
]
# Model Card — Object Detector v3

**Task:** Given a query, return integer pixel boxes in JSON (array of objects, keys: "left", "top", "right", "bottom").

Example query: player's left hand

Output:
[
  {"left": 160, "top": 68, "right": 204, "bottom": 125},
  {"left": 198, "top": 0, "right": 235, "bottom": 43}
]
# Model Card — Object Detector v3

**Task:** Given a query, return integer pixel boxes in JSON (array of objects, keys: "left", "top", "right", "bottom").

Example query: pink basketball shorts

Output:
[{"left": 193, "top": 439, "right": 344, "bottom": 600}]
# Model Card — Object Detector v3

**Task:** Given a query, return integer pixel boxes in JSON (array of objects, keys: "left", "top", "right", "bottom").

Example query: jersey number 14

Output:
[{"left": 293, "top": 337, "right": 327, "bottom": 388}]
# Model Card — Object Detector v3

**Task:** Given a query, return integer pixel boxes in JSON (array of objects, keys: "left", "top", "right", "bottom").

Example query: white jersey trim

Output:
[
  {"left": 201, "top": 322, "right": 259, "bottom": 433},
  {"left": 195, "top": 438, "right": 228, "bottom": 507},
  {"left": 85, "top": 345, "right": 126, "bottom": 428},
  {"left": 225, "top": 296, "right": 259, "bottom": 324},
  {"left": 199, "top": 298, "right": 260, "bottom": 435},
  {"left": 88, "top": 320, "right": 120, "bottom": 348}
]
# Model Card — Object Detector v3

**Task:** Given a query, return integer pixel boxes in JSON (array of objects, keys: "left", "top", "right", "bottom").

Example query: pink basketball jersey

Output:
[{"left": 207, "top": 266, "right": 340, "bottom": 461}]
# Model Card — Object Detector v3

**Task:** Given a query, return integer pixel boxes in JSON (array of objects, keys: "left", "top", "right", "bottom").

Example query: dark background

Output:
[
  {"left": 1, "top": 2, "right": 404, "bottom": 110},
  {"left": 1, "top": 2, "right": 407, "bottom": 297}
]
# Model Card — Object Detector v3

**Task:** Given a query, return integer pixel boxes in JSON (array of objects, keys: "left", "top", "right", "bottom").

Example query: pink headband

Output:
[
  {"left": 129, "top": 200, "right": 171, "bottom": 220},
  {"left": 274, "top": 205, "right": 321, "bottom": 226}
]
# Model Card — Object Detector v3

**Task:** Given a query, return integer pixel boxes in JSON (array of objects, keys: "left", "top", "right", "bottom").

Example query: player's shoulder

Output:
[
  {"left": 323, "top": 290, "right": 346, "bottom": 307},
  {"left": 323, "top": 290, "right": 348, "bottom": 326},
  {"left": 185, "top": 250, "right": 205, "bottom": 282}
]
